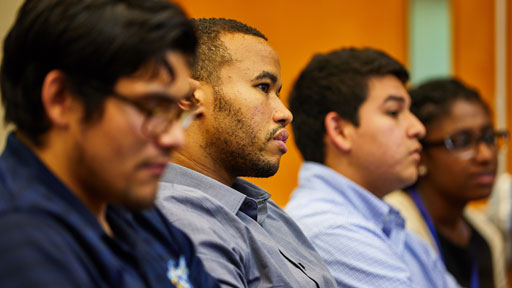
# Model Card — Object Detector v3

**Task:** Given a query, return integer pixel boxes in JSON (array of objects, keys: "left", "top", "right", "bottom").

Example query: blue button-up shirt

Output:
[
  {"left": 156, "top": 163, "right": 337, "bottom": 287},
  {"left": 285, "top": 162, "right": 459, "bottom": 288},
  {"left": 0, "top": 133, "right": 219, "bottom": 288}
]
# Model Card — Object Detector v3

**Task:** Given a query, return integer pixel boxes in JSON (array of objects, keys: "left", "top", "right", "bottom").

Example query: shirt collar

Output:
[
  {"left": 161, "top": 163, "right": 271, "bottom": 223},
  {"left": 298, "top": 162, "right": 405, "bottom": 235}
]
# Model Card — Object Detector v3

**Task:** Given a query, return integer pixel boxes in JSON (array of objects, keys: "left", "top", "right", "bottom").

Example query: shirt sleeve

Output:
[{"left": 0, "top": 212, "right": 92, "bottom": 287}]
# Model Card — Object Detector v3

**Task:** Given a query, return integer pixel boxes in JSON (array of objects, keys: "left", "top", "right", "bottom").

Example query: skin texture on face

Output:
[
  {"left": 66, "top": 51, "right": 192, "bottom": 212},
  {"left": 347, "top": 75, "right": 426, "bottom": 197},
  {"left": 195, "top": 33, "right": 293, "bottom": 183},
  {"left": 419, "top": 99, "right": 497, "bottom": 204}
]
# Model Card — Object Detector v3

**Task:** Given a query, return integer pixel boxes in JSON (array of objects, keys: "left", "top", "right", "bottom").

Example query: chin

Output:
[
  {"left": 253, "top": 161, "right": 280, "bottom": 178},
  {"left": 122, "top": 185, "right": 158, "bottom": 211},
  {"left": 399, "top": 171, "right": 419, "bottom": 189},
  {"left": 469, "top": 186, "right": 493, "bottom": 201}
]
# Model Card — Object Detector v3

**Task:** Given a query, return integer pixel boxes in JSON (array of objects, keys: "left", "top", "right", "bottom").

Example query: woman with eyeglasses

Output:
[{"left": 386, "top": 78, "right": 509, "bottom": 288}]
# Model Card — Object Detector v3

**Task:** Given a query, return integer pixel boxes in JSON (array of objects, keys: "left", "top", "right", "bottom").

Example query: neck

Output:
[
  {"left": 18, "top": 131, "right": 113, "bottom": 236},
  {"left": 173, "top": 148, "right": 236, "bottom": 187},
  {"left": 415, "top": 181, "right": 470, "bottom": 246}
]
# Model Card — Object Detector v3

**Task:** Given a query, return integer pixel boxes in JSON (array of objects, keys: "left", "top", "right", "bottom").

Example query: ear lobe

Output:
[
  {"left": 324, "top": 111, "right": 353, "bottom": 152},
  {"left": 41, "top": 70, "right": 76, "bottom": 128}
]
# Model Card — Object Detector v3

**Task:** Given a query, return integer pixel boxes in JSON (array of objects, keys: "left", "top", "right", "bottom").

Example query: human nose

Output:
[
  {"left": 273, "top": 99, "right": 293, "bottom": 127},
  {"left": 408, "top": 112, "right": 426, "bottom": 139},
  {"left": 155, "top": 120, "right": 185, "bottom": 150},
  {"left": 473, "top": 140, "right": 495, "bottom": 163}
]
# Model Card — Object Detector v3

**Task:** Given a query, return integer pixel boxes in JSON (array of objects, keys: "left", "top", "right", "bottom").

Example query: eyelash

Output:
[
  {"left": 386, "top": 110, "right": 400, "bottom": 118},
  {"left": 256, "top": 83, "right": 270, "bottom": 93},
  {"left": 255, "top": 83, "right": 283, "bottom": 99}
]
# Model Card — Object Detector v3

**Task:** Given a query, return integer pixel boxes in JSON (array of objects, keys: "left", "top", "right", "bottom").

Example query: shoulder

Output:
[
  {"left": 155, "top": 183, "right": 250, "bottom": 260},
  {"left": 286, "top": 189, "right": 373, "bottom": 240},
  {"left": 0, "top": 211, "right": 91, "bottom": 286},
  {"left": 0, "top": 209, "right": 76, "bottom": 244},
  {"left": 385, "top": 190, "right": 437, "bottom": 248},
  {"left": 155, "top": 183, "right": 254, "bottom": 287},
  {"left": 157, "top": 182, "right": 242, "bottom": 229}
]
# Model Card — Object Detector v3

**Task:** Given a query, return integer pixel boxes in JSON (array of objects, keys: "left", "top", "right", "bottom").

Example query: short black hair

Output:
[
  {"left": 409, "top": 78, "right": 490, "bottom": 128},
  {"left": 191, "top": 18, "right": 267, "bottom": 85},
  {"left": 1, "top": 0, "right": 197, "bottom": 145},
  {"left": 289, "top": 47, "right": 409, "bottom": 163}
]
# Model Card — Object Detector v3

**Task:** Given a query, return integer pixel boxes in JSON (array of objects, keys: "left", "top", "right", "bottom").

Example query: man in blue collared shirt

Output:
[
  {"left": 285, "top": 48, "right": 460, "bottom": 287},
  {"left": 156, "top": 18, "right": 337, "bottom": 287},
  {"left": 0, "top": 1, "right": 218, "bottom": 287}
]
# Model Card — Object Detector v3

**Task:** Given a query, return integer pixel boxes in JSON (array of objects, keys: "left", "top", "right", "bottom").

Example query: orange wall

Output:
[
  {"left": 509, "top": 0, "right": 512, "bottom": 173},
  {"left": 175, "top": 0, "right": 408, "bottom": 207},
  {"left": 452, "top": 0, "right": 495, "bottom": 113}
]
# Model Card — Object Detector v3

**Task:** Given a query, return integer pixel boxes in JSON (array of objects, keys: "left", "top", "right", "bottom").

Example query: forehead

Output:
[
  {"left": 427, "top": 99, "right": 491, "bottom": 135},
  {"left": 365, "top": 75, "right": 409, "bottom": 105},
  {"left": 219, "top": 33, "right": 281, "bottom": 80}
]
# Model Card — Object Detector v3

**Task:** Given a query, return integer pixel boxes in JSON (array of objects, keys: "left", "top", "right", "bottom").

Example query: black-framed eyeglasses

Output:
[
  {"left": 109, "top": 91, "right": 198, "bottom": 137},
  {"left": 421, "top": 129, "right": 509, "bottom": 159}
]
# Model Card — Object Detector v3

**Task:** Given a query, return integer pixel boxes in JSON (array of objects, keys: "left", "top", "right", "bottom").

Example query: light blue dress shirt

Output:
[{"left": 285, "top": 162, "right": 460, "bottom": 288}]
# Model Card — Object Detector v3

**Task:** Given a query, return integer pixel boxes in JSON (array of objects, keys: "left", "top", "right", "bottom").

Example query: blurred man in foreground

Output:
[{"left": 0, "top": 0, "right": 218, "bottom": 287}]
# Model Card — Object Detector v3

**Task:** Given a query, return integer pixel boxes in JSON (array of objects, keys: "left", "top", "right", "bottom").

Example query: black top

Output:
[{"left": 438, "top": 222, "right": 494, "bottom": 288}]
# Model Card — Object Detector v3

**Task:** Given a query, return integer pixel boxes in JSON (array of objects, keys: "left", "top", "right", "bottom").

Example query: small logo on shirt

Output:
[{"left": 167, "top": 255, "right": 193, "bottom": 288}]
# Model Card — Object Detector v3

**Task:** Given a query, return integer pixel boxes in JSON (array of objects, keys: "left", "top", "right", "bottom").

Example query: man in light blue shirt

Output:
[{"left": 285, "top": 48, "right": 459, "bottom": 287}]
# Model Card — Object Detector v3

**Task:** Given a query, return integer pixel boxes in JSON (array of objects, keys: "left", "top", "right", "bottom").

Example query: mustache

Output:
[{"left": 265, "top": 126, "right": 283, "bottom": 143}]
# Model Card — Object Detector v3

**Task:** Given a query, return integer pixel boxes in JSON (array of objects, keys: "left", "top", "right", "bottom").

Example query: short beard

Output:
[{"left": 203, "top": 87, "right": 280, "bottom": 178}]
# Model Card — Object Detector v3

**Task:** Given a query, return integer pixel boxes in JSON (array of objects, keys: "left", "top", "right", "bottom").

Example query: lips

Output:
[
  {"left": 472, "top": 171, "right": 496, "bottom": 186},
  {"left": 410, "top": 145, "right": 422, "bottom": 161},
  {"left": 139, "top": 160, "right": 169, "bottom": 177},
  {"left": 273, "top": 129, "right": 289, "bottom": 153}
]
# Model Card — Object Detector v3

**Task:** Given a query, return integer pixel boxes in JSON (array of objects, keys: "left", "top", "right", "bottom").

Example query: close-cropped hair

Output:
[
  {"left": 289, "top": 47, "right": 409, "bottom": 163},
  {"left": 409, "top": 78, "right": 490, "bottom": 128},
  {"left": 1, "top": 0, "right": 197, "bottom": 146},
  {"left": 191, "top": 18, "right": 267, "bottom": 85}
]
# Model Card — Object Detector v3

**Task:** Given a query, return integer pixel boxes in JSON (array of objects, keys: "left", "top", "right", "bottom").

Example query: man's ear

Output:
[
  {"left": 186, "top": 78, "right": 213, "bottom": 116},
  {"left": 324, "top": 111, "right": 354, "bottom": 152},
  {"left": 40, "top": 70, "right": 76, "bottom": 128}
]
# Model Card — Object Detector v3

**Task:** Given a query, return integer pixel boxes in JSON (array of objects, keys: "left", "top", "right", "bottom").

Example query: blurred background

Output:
[{"left": 1, "top": 0, "right": 510, "bottom": 207}]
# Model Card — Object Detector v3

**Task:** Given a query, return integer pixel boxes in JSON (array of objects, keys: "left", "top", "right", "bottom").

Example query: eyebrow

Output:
[
  {"left": 383, "top": 95, "right": 406, "bottom": 104},
  {"left": 252, "top": 71, "right": 278, "bottom": 84}
]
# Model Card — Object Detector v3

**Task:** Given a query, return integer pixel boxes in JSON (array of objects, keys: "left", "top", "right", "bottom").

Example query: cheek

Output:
[
  {"left": 240, "top": 99, "right": 270, "bottom": 133},
  {"left": 86, "top": 108, "right": 147, "bottom": 165},
  {"left": 427, "top": 156, "right": 468, "bottom": 186}
]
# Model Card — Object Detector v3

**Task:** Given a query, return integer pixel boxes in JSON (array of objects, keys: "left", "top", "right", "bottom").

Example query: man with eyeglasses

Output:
[
  {"left": 155, "top": 18, "right": 337, "bottom": 287},
  {"left": 285, "top": 48, "right": 460, "bottom": 287},
  {"left": 0, "top": 0, "right": 218, "bottom": 287},
  {"left": 386, "top": 78, "right": 509, "bottom": 287}
]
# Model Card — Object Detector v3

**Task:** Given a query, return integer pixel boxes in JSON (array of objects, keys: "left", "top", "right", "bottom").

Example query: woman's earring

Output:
[{"left": 418, "top": 164, "right": 428, "bottom": 177}]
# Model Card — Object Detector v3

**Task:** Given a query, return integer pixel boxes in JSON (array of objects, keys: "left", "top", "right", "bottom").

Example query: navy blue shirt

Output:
[{"left": 0, "top": 133, "right": 219, "bottom": 288}]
